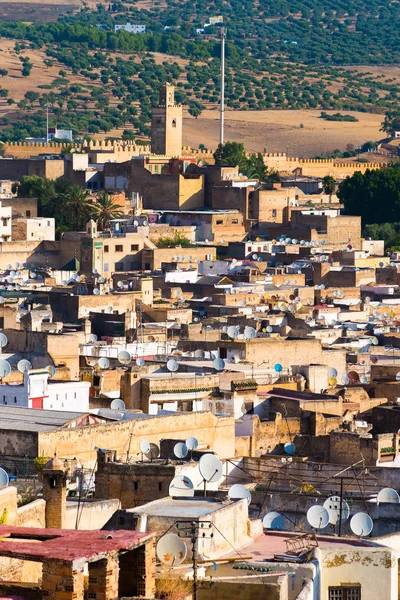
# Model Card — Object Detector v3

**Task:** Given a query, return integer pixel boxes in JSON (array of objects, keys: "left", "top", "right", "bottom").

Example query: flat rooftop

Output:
[
  {"left": 0, "top": 406, "right": 88, "bottom": 432},
  {"left": 0, "top": 526, "right": 154, "bottom": 562},
  {"left": 130, "top": 497, "right": 232, "bottom": 519}
]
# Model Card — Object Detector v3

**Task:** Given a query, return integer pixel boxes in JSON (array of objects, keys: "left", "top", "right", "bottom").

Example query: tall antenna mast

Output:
[{"left": 219, "top": 27, "right": 226, "bottom": 145}]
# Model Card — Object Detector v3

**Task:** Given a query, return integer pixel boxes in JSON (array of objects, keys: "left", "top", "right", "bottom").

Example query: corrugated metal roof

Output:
[{"left": 0, "top": 406, "right": 87, "bottom": 432}]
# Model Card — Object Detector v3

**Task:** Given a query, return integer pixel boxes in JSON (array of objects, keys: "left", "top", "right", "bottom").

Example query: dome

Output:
[{"left": 43, "top": 455, "right": 65, "bottom": 471}]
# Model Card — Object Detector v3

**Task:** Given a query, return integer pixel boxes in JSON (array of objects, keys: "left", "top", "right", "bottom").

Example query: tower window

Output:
[{"left": 172, "top": 119, "right": 177, "bottom": 128}]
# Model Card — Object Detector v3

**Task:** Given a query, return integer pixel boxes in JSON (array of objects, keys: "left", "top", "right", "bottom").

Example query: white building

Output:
[
  {"left": 12, "top": 217, "right": 55, "bottom": 242},
  {"left": 114, "top": 23, "right": 146, "bottom": 33},
  {"left": 0, "top": 370, "right": 90, "bottom": 412},
  {"left": 0, "top": 201, "right": 12, "bottom": 241},
  {"left": 47, "top": 127, "right": 73, "bottom": 142}
]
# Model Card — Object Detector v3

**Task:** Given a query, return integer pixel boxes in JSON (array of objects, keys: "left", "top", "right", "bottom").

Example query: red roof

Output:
[{"left": 0, "top": 526, "right": 155, "bottom": 563}]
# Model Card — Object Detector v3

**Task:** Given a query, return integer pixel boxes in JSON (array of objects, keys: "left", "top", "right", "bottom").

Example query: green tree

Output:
[
  {"left": 381, "top": 110, "right": 400, "bottom": 136},
  {"left": 213, "top": 141, "right": 248, "bottom": 173},
  {"left": 92, "top": 192, "right": 124, "bottom": 230},
  {"left": 60, "top": 185, "right": 94, "bottom": 230},
  {"left": 322, "top": 175, "right": 336, "bottom": 198}
]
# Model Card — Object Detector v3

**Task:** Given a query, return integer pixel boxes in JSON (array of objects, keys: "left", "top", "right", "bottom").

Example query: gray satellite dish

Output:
[
  {"left": 98, "top": 276, "right": 106, "bottom": 284},
  {"left": 213, "top": 358, "right": 225, "bottom": 371},
  {"left": 263, "top": 512, "right": 284, "bottom": 530},
  {"left": 341, "top": 374, "right": 350, "bottom": 385},
  {"left": 377, "top": 488, "right": 400, "bottom": 504},
  {"left": 157, "top": 533, "right": 187, "bottom": 566},
  {"left": 167, "top": 359, "right": 179, "bottom": 372},
  {"left": 396, "top": 372, "right": 400, "bottom": 383},
  {"left": 89, "top": 334, "right": 98, "bottom": 342},
  {"left": 186, "top": 436, "right": 199, "bottom": 451},
  {"left": 323, "top": 496, "right": 350, "bottom": 524},
  {"left": 307, "top": 505, "right": 329, "bottom": 529},
  {"left": 110, "top": 398, "right": 126, "bottom": 410},
  {"left": 244, "top": 326, "right": 257, "bottom": 340},
  {"left": 139, "top": 440, "right": 150, "bottom": 455},
  {"left": 136, "top": 358, "right": 145, "bottom": 367},
  {"left": 0, "top": 360, "right": 11, "bottom": 378},
  {"left": 228, "top": 484, "right": 252, "bottom": 506},
  {"left": 194, "top": 349, "right": 205, "bottom": 359},
  {"left": 329, "top": 367, "right": 338, "bottom": 378},
  {"left": 118, "top": 351, "right": 131, "bottom": 365},
  {"left": 17, "top": 359, "right": 32, "bottom": 373},
  {"left": 0, "top": 298, "right": 4, "bottom": 305},
  {"left": 117, "top": 281, "right": 124, "bottom": 289},
  {"left": 169, "top": 474, "right": 194, "bottom": 497},
  {"left": 92, "top": 268, "right": 98, "bottom": 275},
  {"left": 266, "top": 325, "right": 273, "bottom": 333},
  {"left": 350, "top": 512, "right": 373, "bottom": 537},
  {"left": 46, "top": 365, "right": 57, "bottom": 378},
  {"left": 360, "top": 375, "right": 368, "bottom": 384},
  {"left": 93, "top": 288, "right": 100, "bottom": 295},
  {"left": 0, "top": 333, "right": 7, "bottom": 348},
  {"left": 174, "top": 442, "right": 188, "bottom": 459},
  {"left": 227, "top": 326, "right": 239, "bottom": 339},
  {"left": 97, "top": 357, "right": 110, "bottom": 369},
  {"left": 146, "top": 443, "right": 160, "bottom": 460},
  {"left": 0, "top": 467, "right": 9, "bottom": 489},
  {"left": 199, "top": 454, "right": 223, "bottom": 483}
]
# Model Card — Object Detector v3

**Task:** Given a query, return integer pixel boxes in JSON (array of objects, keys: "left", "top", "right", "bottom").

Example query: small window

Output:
[
  {"left": 232, "top": 219, "right": 238, "bottom": 224},
  {"left": 88, "top": 593, "right": 97, "bottom": 599},
  {"left": 158, "top": 482, "right": 162, "bottom": 491},
  {"left": 88, "top": 577, "right": 98, "bottom": 584},
  {"left": 47, "top": 221, "right": 51, "bottom": 226},
  {"left": 133, "top": 481, "right": 138, "bottom": 491},
  {"left": 104, "top": 245, "right": 109, "bottom": 253},
  {"left": 131, "top": 262, "right": 139, "bottom": 270},
  {"left": 65, "top": 586, "right": 74, "bottom": 593},
  {"left": 272, "top": 209, "right": 277, "bottom": 218},
  {"left": 154, "top": 165, "right": 159, "bottom": 174},
  {"left": 74, "top": 392, "right": 76, "bottom": 399},
  {"left": 104, "top": 263, "right": 109, "bottom": 272},
  {"left": 216, "top": 220, "right": 223, "bottom": 225},
  {"left": 172, "top": 119, "right": 177, "bottom": 128},
  {"left": 26, "top": 210, "right": 31, "bottom": 217},
  {"left": 14, "top": 397, "right": 16, "bottom": 403},
  {"left": 115, "top": 262, "right": 124, "bottom": 271},
  {"left": 131, "top": 244, "right": 139, "bottom": 251},
  {"left": 329, "top": 586, "right": 361, "bottom": 600},
  {"left": 115, "top": 244, "right": 123, "bottom": 252}
]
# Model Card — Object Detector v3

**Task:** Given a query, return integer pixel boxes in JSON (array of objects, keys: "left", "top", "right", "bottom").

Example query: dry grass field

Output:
[
  {"left": 0, "top": 0, "right": 106, "bottom": 21},
  {"left": 183, "top": 109, "right": 385, "bottom": 157}
]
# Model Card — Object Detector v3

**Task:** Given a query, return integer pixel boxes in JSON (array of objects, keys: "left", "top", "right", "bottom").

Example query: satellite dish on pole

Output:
[
  {"left": 186, "top": 437, "right": 199, "bottom": 451},
  {"left": 136, "top": 358, "right": 145, "bottom": 368},
  {"left": 227, "top": 326, "right": 239, "bottom": 339},
  {"left": 167, "top": 359, "right": 179, "bottom": 372},
  {"left": 145, "top": 443, "right": 160, "bottom": 461},
  {"left": 0, "top": 360, "right": 11, "bottom": 378},
  {"left": 350, "top": 512, "right": 373, "bottom": 537},
  {"left": 157, "top": 534, "right": 187, "bottom": 566},
  {"left": 174, "top": 442, "right": 188, "bottom": 459},
  {"left": 284, "top": 442, "right": 296, "bottom": 455},
  {"left": 307, "top": 505, "right": 329, "bottom": 529},
  {"left": 0, "top": 467, "right": 9, "bottom": 488},
  {"left": 139, "top": 440, "right": 150, "bottom": 455},
  {"left": 194, "top": 349, "right": 205, "bottom": 359},
  {"left": 97, "top": 357, "right": 110, "bottom": 369},
  {"left": 0, "top": 333, "right": 7, "bottom": 348},
  {"left": 213, "top": 358, "right": 225, "bottom": 371},
  {"left": 169, "top": 475, "right": 194, "bottom": 497},
  {"left": 323, "top": 496, "right": 350, "bottom": 525},
  {"left": 110, "top": 399, "right": 125, "bottom": 410},
  {"left": 17, "top": 359, "right": 32, "bottom": 373},
  {"left": 199, "top": 454, "right": 223, "bottom": 484},
  {"left": 228, "top": 484, "right": 252, "bottom": 506},
  {"left": 46, "top": 365, "right": 57, "bottom": 378},
  {"left": 329, "top": 367, "right": 338, "bottom": 378},
  {"left": 118, "top": 351, "right": 131, "bottom": 365},
  {"left": 263, "top": 512, "right": 284, "bottom": 530},
  {"left": 377, "top": 488, "right": 400, "bottom": 504},
  {"left": 244, "top": 326, "right": 257, "bottom": 340}
]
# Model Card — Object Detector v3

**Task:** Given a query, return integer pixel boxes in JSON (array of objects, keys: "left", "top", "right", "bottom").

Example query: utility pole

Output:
[
  {"left": 219, "top": 27, "right": 226, "bottom": 146},
  {"left": 175, "top": 520, "right": 214, "bottom": 600}
]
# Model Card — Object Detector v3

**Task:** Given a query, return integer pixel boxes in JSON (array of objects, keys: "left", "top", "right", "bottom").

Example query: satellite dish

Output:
[
  {"left": 227, "top": 326, "right": 239, "bottom": 339},
  {"left": 284, "top": 442, "right": 296, "bottom": 455},
  {"left": 118, "top": 350, "right": 131, "bottom": 365},
  {"left": 0, "top": 360, "right": 11, "bottom": 378},
  {"left": 169, "top": 475, "right": 194, "bottom": 497},
  {"left": 174, "top": 442, "right": 188, "bottom": 459},
  {"left": 186, "top": 436, "right": 199, "bottom": 451},
  {"left": 396, "top": 372, "right": 400, "bottom": 383},
  {"left": 157, "top": 533, "right": 187, "bottom": 566},
  {"left": 244, "top": 326, "right": 257, "bottom": 340},
  {"left": 117, "top": 281, "right": 124, "bottom": 289},
  {"left": 274, "top": 363, "right": 283, "bottom": 373},
  {"left": 379, "top": 262, "right": 384, "bottom": 268},
  {"left": 46, "top": 365, "right": 57, "bottom": 378},
  {"left": 139, "top": 440, "right": 151, "bottom": 454},
  {"left": 341, "top": 374, "right": 350, "bottom": 385},
  {"left": 266, "top": 325, "right": 273, "bottom": 333},
  {"left": 323, "top": 496, "right": 350, "bottom": 524},
  {"left": 0, "top": 333, "right": 7, "bottom": 348},
  {"left": 307, "top": 505, "right": 329, "bottom": 529},
  {"left": 136, "top": 357, "right": 145, "bottom": 367},
  {"left": 167, "top": 359, "right": 179, "bottom": 372},
  {"left": 145, "top": 443, "right": 160, "bottom": 460},
  {"left": 263, "top": 512, "right": 284, "bottom": 530},
  {"left": 377, "top": 488, "right": 400, "bottom": 504},
  {"left": 98, "top": 276, "right": 106, "bottom": 284},
  {"left": 213, "top": 358, "right": 225, "bottom": 371},
  {"left": 252, "top": 254, "right": 258, "bottom": 260},
  {"left": 110, "top": 398, "right": 126, "bottom": 410},
  {"left": 328, "top": 367, "right": 338, "bottom": 378},
  {"left": 0, "top": 467, "right": 9, "bottom": 489},
  {"left": 92, "top": 268, "right": 98, "bottom": 275},
  {"left": 360, "top": 375, "right": 368, "bottom": 384},
  {"left": 350, "top": 512, "right": 373, "bottom": 537},
  {"left": 199, "top": 453, "right": 223, "bottom": 483},
  {"left": 93, "top": 288, "right": 100, "bottom": 295},
  {"left": 0, "top": 298, "right": 4, "bottom": 305},
  {"left": 17, "top": 359, "right": 32, "bottom": 373},
  {"left": 228, "top": 484, "right": 252, "bottom": 506},
  {"left": 194, "top": 349, "right": 205, "bottom": 359},
  {"left": 97, "top": 357, "right": 110, "bottom": 369},
  {"left": 89, "top": 334, "right": 98, "bottom": 342}
]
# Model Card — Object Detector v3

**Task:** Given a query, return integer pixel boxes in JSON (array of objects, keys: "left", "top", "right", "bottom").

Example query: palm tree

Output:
[
  {"left": 60, "top": 185, "right": 95, "bottom": 231},
  {"left": 93, "top": 192, "right": 124, "bottom": 231}
]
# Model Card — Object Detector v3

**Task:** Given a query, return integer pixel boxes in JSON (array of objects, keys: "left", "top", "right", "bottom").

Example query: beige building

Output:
[
  {"left": 12, "top": 217, "right": 55, "bottom": 241},
  {"left": 151, "top": 83, "right": 183, "bottom": 156}
]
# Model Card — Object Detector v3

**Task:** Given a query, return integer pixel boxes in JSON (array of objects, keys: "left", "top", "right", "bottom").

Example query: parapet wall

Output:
[{"left": 3, "top": 140, "right": 152, "bottom": 159}]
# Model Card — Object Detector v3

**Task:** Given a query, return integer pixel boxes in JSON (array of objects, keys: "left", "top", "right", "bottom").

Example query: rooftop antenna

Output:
[{"left": 219, "top": 27, "right": 226, "bottom": 145}]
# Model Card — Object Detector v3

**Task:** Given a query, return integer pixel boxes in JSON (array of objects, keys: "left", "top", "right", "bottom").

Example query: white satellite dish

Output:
[
  {"left": 17, "top": 359, "right": 32, "bottom": 373},
  {"left": 213, "top": 358, "right": 225, "bottom": 371},
  {"left": 167, "top": 359, "right": 179, "bottom": 372},
  {"left": 341, "top": 374, "right": 350, "bottom": 385},
  {"left": 46, "top": 365, "right": 57, "bottom": 378},
  {"left": 329, "top": 367, "right": 338, "bottom": 378},
  {"left": 307, "top": 505, "right": 329, "bottom": 529},
  {"left": 118, "top": 350, "right": 131, "bottom": 365},
  {"left": 169, "top": 474, "right": 194, "bottom": 497},
  {"left": 377, "top": 488, "right": 400, "bottom": 504},
  {"left": 186, "top": 436, "right": 199, "bottom": 451},
  {"left": 350, "top": 512, "right": 373, "bottom": 537},
  {"left": 194, "top": 349, "right": 205, "bottom": 359},
  {"left": 89, "top": 334, "right": 98, "bottom": 342},
  {"left": 136, "top": 357, "right": 145, "bottom": 368},
  {"left": 199, "top": 454, "right": 223, "bottom": 483},
  {"left": 0, "top": 467, "right": 9, "bottom": 489},
  {"left": 244, "top": 326, "right": 257, "bottom": 340},
  {"left": 227, "top": 326, "right": 239, "bottom": 339},
  {"left": 97, "top": 357, "right": 110, "bottom": 369},
  {"left": 157, "top": 533, "right": 187, "bottom": 566},
  {"left": 0, "top": 333, "right": 7, "bottom": 348},
  {"left": 174, "top": 442, "right": 188, "bottom": 459},
  {"left": 263, "top": 512, "right": 284, "bottom": 530},
  {"left": 110, "top": 398, "right": 126, "bottom": 410},
  {"left": 0, "top": 360, "right": 11, "bottom": 378},
  {"left": 323, "top": 496, "right": 350, "bottom": 524},
  {"left": 228, "top": 484, "right": 252, "bottom": 506},
  {"left": 117, "top": 281, "right": 124, "bottom": 289},
  {"left": 139, "top": 440, "right": 151, "bottom": 455}
]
